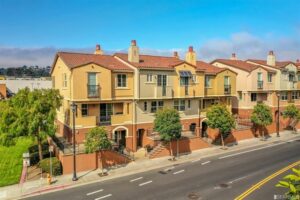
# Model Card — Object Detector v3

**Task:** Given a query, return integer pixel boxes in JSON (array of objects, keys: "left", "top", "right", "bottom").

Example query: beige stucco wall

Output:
[
  {"left": 139, "top": 70, "right": 174, "bottom": 99},
  {"left": 249, "top": 67, "right": 275, "bottom": 91},
  {"left": 135, "top": 99, "right": 200, "bottom": 124},
  {"left": 174, "top": 63, "right": 204, "bottom": 98},
  {"left": 112, "top": 72, "right": 134, "bottom": 98}
]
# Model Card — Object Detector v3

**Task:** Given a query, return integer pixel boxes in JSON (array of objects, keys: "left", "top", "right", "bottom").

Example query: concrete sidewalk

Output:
[{"left": 0, "top": 130, "right": 299, "bottom": 200}]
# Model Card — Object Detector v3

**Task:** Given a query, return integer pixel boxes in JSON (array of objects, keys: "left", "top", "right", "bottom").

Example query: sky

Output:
[{"left": 0, "top": 0, "right": 299, "bottom": 67}]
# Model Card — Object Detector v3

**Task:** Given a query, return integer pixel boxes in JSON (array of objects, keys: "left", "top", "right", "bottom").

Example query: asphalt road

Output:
[{"left": 25, "top": 139, "right": 300, "bottom": 200}]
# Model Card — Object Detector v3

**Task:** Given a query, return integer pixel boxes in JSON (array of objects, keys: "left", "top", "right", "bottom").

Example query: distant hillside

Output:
[{"left": 0, "top": 65, "right": 51, "bottom": 77}]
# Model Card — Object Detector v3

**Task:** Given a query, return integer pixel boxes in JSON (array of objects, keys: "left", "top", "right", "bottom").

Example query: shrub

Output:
[
  {"left": 39, "top": 157, "right": 62, "bottom": 176},
  {"left": 30, "top": 151, "right": 50, "bottom": 165}
]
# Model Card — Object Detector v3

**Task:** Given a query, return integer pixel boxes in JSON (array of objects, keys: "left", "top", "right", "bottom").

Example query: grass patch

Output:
[{"left": 0, "top": 137, "right": 34, "bottom": 187}]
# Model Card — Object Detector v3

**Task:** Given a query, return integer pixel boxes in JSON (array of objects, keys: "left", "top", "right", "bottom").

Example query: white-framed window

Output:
[
  {"left": 292, "top": 92, "right": 300, "bottom": 100},
  {"left": 146, "top": 74, "right": 153, "bottom": 82},
  {"left": 62, "top": 73, "right": 67, "bottom": 87},
  {"left": 192, "top": 75, "right": 197, "bottom": 83},
  {"left": 205, "top": 76, "right": 212, "bottom": 88},
  {"left": 267, "top": 73, "right": 272, "bottom": 83},
  {"left": 150, "top": 101, "right": 164, "bottom": 113},
  {"left": 174, "top": 100, "right": 185, "bottom": 111},
  {"left": 202, "top": 99, "right": 219, "bottom": 109},
  {"left": 281, "top": 92, "right": 288, "bottom": 101},
  {"left": 117, "top": 74, "right": 127, "bottom": 88},
  {"left": 143, "top": 102, "right": 147, "bottom": 111},
  {"left": 81, "top": 104, "right": 88, "bottom": 117},
  {"left": 251, "top": 93, "right": 257, "bottom": 102}
]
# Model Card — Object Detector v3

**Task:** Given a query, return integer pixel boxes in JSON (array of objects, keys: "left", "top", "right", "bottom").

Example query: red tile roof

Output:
[
  {"left": 53, "top": 52, "right": 133, "bottom": 72},
  {"left": 212, "top": 59, "right": 276, "bottom": 73},
  {"left": 196, "top": 61, "right": 228, "bottom": 75},
  {"left": 247, "top": 59, "right": 295, "bottom": 69},
  {"left": 115, "top": 53, "right": 203, "bottom": 71}
]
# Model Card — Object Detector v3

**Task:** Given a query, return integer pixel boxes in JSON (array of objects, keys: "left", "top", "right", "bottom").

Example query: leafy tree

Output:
[
  {"left": 250, "top": 103, "right": 273, "bottom": 140},
  {"left": 276, "top": 168, "right": 300, "bottom": 199},
  {"left": 154, "top": 108, "right": 181, "bottom": 159},
  {"left": 0, "top": 88, "right": 62, "bottom": 161},
  {"left": 283, "top": 104, "right": 300, "bottom": 133},
  {"left": 206, "top": 104, "right": 235, "bottom": 149},
  {"left": 84, "top": 127, "right": 112, "bottom": 174}
]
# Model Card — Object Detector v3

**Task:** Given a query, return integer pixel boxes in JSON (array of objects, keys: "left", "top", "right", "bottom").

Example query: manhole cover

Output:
[
  {"left": 187, "top": 192, "right": 200, "bottom": 200},
  {"left": 219, "top": 183, "right": 230, "bottom": 188},
  {"left": 158, "top": 171, "right": 167, "bottom": 174}
]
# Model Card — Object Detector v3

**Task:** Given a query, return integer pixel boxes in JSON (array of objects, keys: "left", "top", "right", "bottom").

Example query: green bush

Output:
[{"left": 39, "top": 157, "right": 62, "bottom": 176}]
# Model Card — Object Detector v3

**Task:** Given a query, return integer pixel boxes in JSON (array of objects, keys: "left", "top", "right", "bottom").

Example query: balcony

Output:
[
  {"left": 87, "top": 85, "right": 100, "bottom": 98},
  {"left": 257, "top": 81, "right": 263, "bottom": 89},
  {"left": 185, "top": 85, "right": 189, "bottom": 95},
  {"left": 224, "top": 85, "right": 231, "bottom": 95},
  {"left": 98, "top": 115, "right": 111, "bottom": 126}
]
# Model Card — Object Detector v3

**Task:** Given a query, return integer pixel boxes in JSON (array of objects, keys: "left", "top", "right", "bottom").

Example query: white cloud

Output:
[{"left": 0, "top": 32, "right": 299, "bottom": 68}]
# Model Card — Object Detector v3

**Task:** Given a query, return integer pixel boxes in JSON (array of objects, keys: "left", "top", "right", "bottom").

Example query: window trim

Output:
[
  {"left": 81, "top": 104, "right": 88, "bottom": 117},
  {"left": 174, "top": 100, "right": 185, "bottom": 111},
  {"left": 205, "top": 76, "right": 212, "bottom": 88},
  {"left": 117, "top": 74, "right": 127, "bottom": 88},
  {"left": 267, "top": 73, "right": 272, "bottom": 83},
  {"left": 146, "top": 74, "right": 153, "bottom": 83},
  {"left": 280, "top": 92, "right": 288, "bottom": 101},
  {"left": 150, "top": 101, "right": 164, "bottom": 113},
  {"left": 251, "top": 93, "right": 257, "bottom": 102}
]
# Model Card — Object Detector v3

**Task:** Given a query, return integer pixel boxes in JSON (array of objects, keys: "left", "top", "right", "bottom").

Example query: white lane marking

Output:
[
  {"left": 191, "top": 158, "right": 201, "bottom": 163},
  {"left": 139, "top": 180, "right": 153, "bottom": 186},
  {"left": 173, "top": 169, "right": 185, "bottom": 174},
  {"left": 201, "top": 161, "right": 211, "bottom": 165},
  {"left": 95, "top": 194, "right": 112, "bottom": 200},
  {"left": 218, "top": 142, "right": 285, "bottom": 159},
  {"left": 130, "top": 177, "right": 143, "bottom": 182},
  {"left": 228, "top": 175, "right": 248, "bottom": 184},
  {"left": 164, "top": 166, "right": 175, "bottom": 171},
  {"left": 87, "top": 189, "right": 103, "bottom": 196}
]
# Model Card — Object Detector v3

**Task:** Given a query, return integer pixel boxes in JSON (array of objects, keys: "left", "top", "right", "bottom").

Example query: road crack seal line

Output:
[{"left": 235, "top": 160, "right": 300, "bottom": 200}]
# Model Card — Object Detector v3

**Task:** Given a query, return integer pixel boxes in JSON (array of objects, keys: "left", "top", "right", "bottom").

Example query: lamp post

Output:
[
  {"left": 70, "top": 102, "right": 78, "bottom": 181},
  {"left": 277, "top": 92, "right": 280, "bottom": 137}
]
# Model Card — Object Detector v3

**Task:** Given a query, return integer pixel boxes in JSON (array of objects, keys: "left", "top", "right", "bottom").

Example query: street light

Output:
[
  {"left": 70, "top": 102, "right": 78, "bottom": 181},
  {"left": 276, "top": 92, "right": 280, "bottom": 137}
]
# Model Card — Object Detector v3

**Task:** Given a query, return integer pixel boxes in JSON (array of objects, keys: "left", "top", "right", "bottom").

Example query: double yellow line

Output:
[{"left": 235, "top": 160, "right": 300, "bottom": 200}]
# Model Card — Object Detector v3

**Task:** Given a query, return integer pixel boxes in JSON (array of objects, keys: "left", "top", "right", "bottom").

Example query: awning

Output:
[{"left": 179, "top": 71, "right": 192, "bottom": 77}]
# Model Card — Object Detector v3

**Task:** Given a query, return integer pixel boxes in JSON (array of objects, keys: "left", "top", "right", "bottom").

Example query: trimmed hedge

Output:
[{"left": 39, "top": 157, "right": 62, "bottom": 176}]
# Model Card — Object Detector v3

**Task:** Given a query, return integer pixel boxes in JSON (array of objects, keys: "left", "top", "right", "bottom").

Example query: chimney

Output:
[
  {"left": 230, "top": 53, "right": 237, "bottom": 60},
  {"left": 94, "top": 44, "right": 103, "bottom": 55},
  {"left": 128, "top": 40, "right": 139, "bottom": 63},
  {"left": 267, "top": 50, "right": 276, "bottom": 66},
  {"left": 173, "top": 51, "right": 179, "bottom": 59},
  {"left": 185, "top": 46, "right": 197, "bottom": 65},
  {"left": 296, "top": 59, "right": 300, "bottom": 63}
]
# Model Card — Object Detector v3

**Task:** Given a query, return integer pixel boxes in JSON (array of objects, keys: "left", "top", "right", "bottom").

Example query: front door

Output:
[{"left": 137, "top": 129, "right": 144, "bottom": 148}]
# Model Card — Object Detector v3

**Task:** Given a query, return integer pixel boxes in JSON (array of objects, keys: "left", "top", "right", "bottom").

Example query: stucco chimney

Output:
[
  {"left": 267, "top": 50, "right": 276, "bottom": 66},
  {"left": 185, "top": 46, "right": 196, "bottom": 65},
  {"left": 94, "top": 44, "right": 103, "bottom": 55},
  {"left": 230, "top": 53, "right": 237, "bottom": 60},
  {"left": 128, "top": 40, "right": 139, "bottom": 63},
  {"left": 173, "top": 51, "right": 179, "bottom": 59}
]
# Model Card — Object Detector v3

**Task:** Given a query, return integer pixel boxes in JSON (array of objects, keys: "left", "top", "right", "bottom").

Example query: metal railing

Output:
[
  {"left": 185, "top": 85, "right": 189, "bottom": 95},
  {"left": 257, "top": 81, "right": 263, "bottom": 89},
  {"left": 224, "top": 84, "right": 231, "bottom": 94},
  {"left": 87, "top": 85, "right": 100, "bottom": 98},
  {"left": 98, "top": 115, "right": 111, "bottom": 126}
]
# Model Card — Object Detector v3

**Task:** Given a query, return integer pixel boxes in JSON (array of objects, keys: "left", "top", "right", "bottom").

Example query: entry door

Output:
[
  {"left": 137, "top": 129, "right": 144, "bottom": 147},
  {"left": 100, "top": 103, "right": 112, "bottom": 122}
]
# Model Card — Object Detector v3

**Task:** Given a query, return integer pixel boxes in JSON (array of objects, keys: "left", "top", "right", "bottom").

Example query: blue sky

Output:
[{"left": 0, "top": 0, "right": 299, "bottom": 66}]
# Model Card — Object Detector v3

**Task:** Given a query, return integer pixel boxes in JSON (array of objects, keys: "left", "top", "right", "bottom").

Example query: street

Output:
[{"left": 25, "top": 139, "right": 300, "bottom": 200}]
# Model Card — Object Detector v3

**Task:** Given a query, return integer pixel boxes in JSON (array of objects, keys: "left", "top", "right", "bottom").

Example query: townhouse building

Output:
[
  {"left": 211, "top": 52, "right": 300, "bottom": 118},
  {"left": 247, "top": 51, "right": 300, "bottom": 112},
  {"left": 51, "top": 41, "right": 236, "bottom": 152}
]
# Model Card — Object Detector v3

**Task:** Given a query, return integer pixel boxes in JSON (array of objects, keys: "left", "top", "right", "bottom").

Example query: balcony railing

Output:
[
  {"left": 98, "top": 115, "right": 111, "bottom": 126},
  {"left": 185, "top": 85, "right": 189, "bottom": 95},
  {"left": 87, "top": 85, "right": 100, "bottom": 98},
  {"left": 257, "top": 81, "right": 263, "bottom": 89},
  {"left": 224, "top": 85, "right": 231, "bottom": 94}
]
